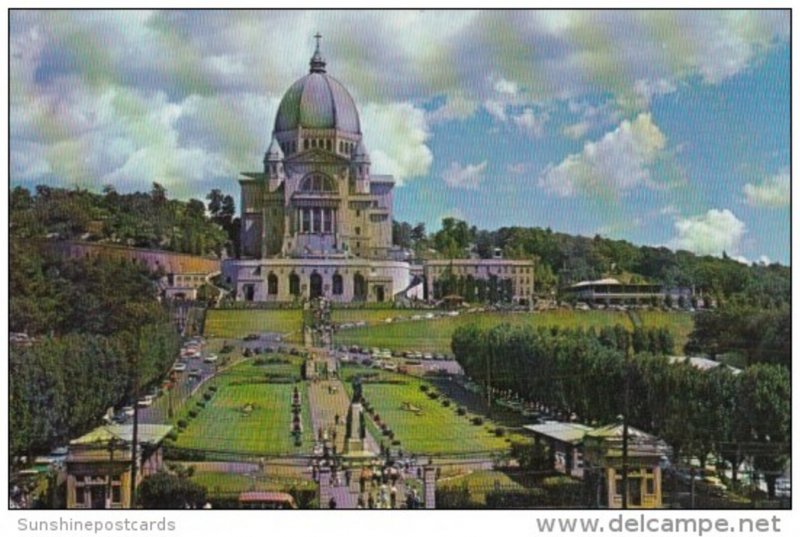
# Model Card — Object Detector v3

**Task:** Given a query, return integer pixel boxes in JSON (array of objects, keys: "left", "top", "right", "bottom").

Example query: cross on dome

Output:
[{"left": 310, "top": 32, "right": 326, "bottom": 73}]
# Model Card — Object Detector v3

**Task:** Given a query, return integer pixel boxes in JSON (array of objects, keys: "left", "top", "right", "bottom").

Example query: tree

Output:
[
  {"left": 736, "top": 364, "right": 790, "bottom": 498},
  {"left": 410, "top": 222, "right": 426, "bottom": 242},
  {"left": 392, "top": 220, "right": 413, "bottom": 248},
  {"left": 150, "top": 183, "right": 167, "bottom": 206},
  {"left": 137, "top": 471, "right": 207, "bottom": 508},
  {"left": 206, "top": 189, "right": 224, "bottom": 217}
]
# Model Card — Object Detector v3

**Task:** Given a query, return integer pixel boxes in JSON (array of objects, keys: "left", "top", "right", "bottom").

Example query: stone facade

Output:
[
  {"left": 224, "top": 258, "right": 414, "bottom": 304},
  {"left": 225, "top": 38, "right": 534, "bottom": 305},
  {"left": 423, "top": 259, "right": 535, "bottom": 303}
]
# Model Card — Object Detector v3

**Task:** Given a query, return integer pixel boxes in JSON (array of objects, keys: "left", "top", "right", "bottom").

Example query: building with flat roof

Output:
[
  {"left": 524, "top": 422, "right": 594, "bottom": 478},
  {"left": 65, "top": 424, "right": 172, "bottom": 509},
  {"left": 565, "top": 278, "right": 663, "bottom": 305}
]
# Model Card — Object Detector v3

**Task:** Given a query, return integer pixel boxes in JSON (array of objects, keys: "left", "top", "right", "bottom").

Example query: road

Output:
[{"left": 124, "top": 354, "right": 218, "bottom": 425}]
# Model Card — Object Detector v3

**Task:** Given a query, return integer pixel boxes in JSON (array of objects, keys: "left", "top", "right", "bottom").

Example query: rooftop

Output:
[
  {"left": 70, "top": 424, "right": 173, "bottom": 447},
  {"left": 524, "top": 421, "right": 595, "bottom": 444}
]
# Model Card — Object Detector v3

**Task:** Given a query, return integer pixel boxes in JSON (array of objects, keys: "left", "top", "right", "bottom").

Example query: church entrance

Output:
[
  {"left": 310, "top": 272, "right": 323, "bottom": 299},
  {"left": 375, "top": 285, "right": 385, "bottom": 303}
]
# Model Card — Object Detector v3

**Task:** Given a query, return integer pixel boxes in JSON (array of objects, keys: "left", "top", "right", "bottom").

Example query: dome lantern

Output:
[{"left": 309, "top": 32, "right": 326, "bottom": 74}]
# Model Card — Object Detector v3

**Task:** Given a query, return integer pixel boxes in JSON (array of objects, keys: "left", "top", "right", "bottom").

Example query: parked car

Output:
[
  {"left": 244, "top": 333, "right": 260, "bottom": 341},
  {"left": 137, "top": 395, "right": 154, "bottom": 407},
  {"left": 121, "top": 406, "right": 135, "bottom": 417},
  {"left": 188, "top": 368, "right": 202, "bottom": 379},
  {"left": 204, "top": 354, "right": 219, "bottom": 363},
  {"left": 172, "top": 362, "right": 187, "bottom": 372}
]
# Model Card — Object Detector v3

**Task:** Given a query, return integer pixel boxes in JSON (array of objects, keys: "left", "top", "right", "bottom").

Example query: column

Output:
[{"left": 423, "top": 465, "right": 436, "bottom": 509}]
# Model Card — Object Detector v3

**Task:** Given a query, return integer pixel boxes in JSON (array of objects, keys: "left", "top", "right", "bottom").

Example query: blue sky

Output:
[{"left": 9, "top": 10, "right": 790, "bottom": 264}]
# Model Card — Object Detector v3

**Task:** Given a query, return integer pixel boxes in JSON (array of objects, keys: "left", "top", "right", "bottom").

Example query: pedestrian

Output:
[
  {"left": 368, "top": 493, "right": 375, "bottom": 509},
  {"left": 328, "top": 497, "right": 337, "bottom": 510},
  {"left": 335, "top": 413, "right": 340, "bottom": 425},
  {"left": 372, "top": 468, "right": 381, "bottom": 487},
  {"left": 390, "top": 485, "right": 397, "bottom": 508},
  {"left": 345, "top": 469, "right": 351, "bottom": 487},
  {"left": 357, "top": 496, "right": 365, "bottom": 509}
]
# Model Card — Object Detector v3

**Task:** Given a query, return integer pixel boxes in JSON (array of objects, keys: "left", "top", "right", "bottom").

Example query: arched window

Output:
[
  {"left": 332, "top": 273, "right": 343, "bottom": 295},
  {"left": 268, "top": 273, "right": 278, "bottom": 295},
  {"left": 299, "top": 173, "right": 336, "bottom": 193},
  {"left": 304, "top": 139, "right": 309, "bottom": 150},
  {"left": 310, "top": 272, "right": 323, "bottom": 299},
  {"left": 289, "top": 272, "right": 300, "bottom": 297}
]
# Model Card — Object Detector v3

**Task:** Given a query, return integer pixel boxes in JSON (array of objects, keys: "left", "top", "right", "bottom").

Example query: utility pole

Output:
[
  {"left": 621, "top": 344, "right": 631, "bottom": 509},
  {"left": 129, "top": 332, "right": 141, "bottom": 509}
]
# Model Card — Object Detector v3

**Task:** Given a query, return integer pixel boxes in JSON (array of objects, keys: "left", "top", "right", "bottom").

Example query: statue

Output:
[{"left": 352, "top": 376, "right": 363, "bottom": 404}]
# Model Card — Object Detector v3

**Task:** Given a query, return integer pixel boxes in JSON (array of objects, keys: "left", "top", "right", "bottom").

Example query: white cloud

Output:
[
  {"left": 758, "top": 255, "right": 771, "bottom": 265},
  {"left": 629, "top": 78, "right": 678, "bottom": 108},
  {"left": 442, "top": 160, "right": 488, "bottom": 190},
  {"left": 361, "top": 102, "right": 433, "bottom": 186},
  {"left": 539, "top": 113, "right": 667, "bottom": 197},
  {"left": 743, "top": 171, "right": 790, "bottom": 207},
  {"left": 493, "top": 77, "right": 518, "bottom": 95},
  {"left": 562, "top": 99, "right": 622, "bottom": 140},
  {"left": 562, "top": 121, "right": 591, "bottom": 140},
  {"left": 512, "top": 107, "right": 548, "bottom": 138},
  {"left": 668, "top": 209, "right": 746, "bottom": 256},
  {"left": 483, "top": 100, "right": 507, "bottom": 122}
]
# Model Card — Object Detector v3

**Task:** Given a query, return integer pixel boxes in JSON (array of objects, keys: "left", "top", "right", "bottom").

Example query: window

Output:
[
  {"left": 299, "top": 173, "right": 336, "bottom": 192},
  {"left": 302, "top": 209, "right": 311, "bottom": 232},
  {"left": 326, "top": 139, "right": 332, "bottom": 151},
  {"left": 112, "top": 485, "right": 121, "bottom": 504},
  {"left": 312, "top": 208, "right": 321, "bottom": 233},
  {"left": 268, "top": 273, "right": 278, "bottom": 295},
  {"left": 355, "top": 226, "right": 361, "bottom": 236},
  {"left": 323, "top": 209, "right": 332, "bottom": 233},
  {"left": 76, "top": 487, "right": 85, "bottom": 505},
  {"left": 356, "top": 210, "right": 360, "bottom": 217},
  {"left": 339, "top": 140, "right": 343, "bottom": 153},
  {"left": 332, "top": 273, "right": 343, "bottom": 295},
  {"left": 304, "top": 139, "right": 309, "bottom": 150},
  {"left": 646, "top": 478, "right": 655, "bottom": 495},
  {"left": 289, "top": 273, "right": 300, "bottom": 296}
]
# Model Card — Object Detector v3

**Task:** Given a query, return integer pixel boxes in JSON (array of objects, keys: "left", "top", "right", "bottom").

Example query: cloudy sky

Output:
[{"left": 9, "top": 10, "right": 790, "bottom": 264}]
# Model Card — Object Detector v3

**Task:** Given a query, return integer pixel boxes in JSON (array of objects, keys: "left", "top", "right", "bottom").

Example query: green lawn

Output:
[
  {"left": 334, "top": 311, "right": 635, "bottom": 354},
  {"left": 341, "top": 365, "right": 511, "bottom": 455},
  {"left": 174, "top": 358, "right": 313, "bottom": 456},
  {"left": 204, "top": 309, "right": 303, "bottom": 340},
  {"left": 331, "top": 309, "right": 446, "bottom": 325}
]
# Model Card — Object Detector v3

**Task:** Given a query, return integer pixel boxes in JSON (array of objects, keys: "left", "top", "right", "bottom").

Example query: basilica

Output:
[{"left": 222, "top": 37, "right": 534, "bottom": 304}]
